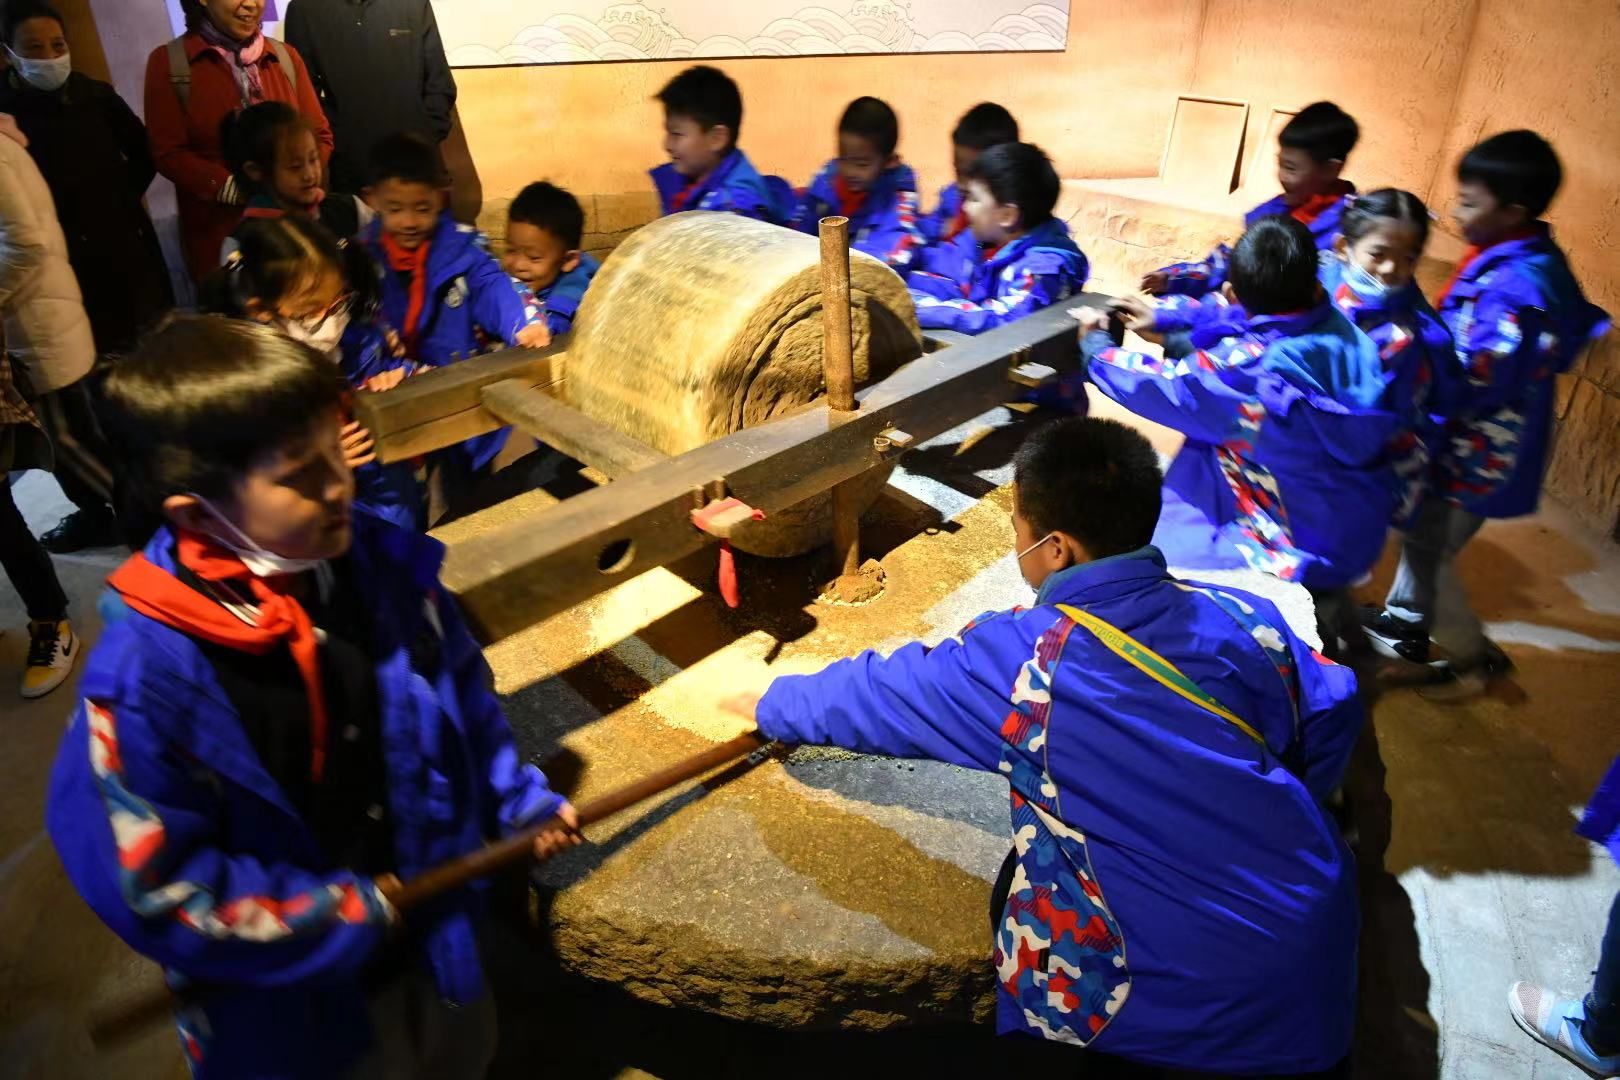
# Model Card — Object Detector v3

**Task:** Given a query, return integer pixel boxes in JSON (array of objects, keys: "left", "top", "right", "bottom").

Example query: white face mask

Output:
[
  {"left": 279, "top": 310, "right": 350, "bottom": 360},
  {"left": 8, "top": 48, "right": 71, "bottom": 93},
  {"left": 191, "top": 494, "right": 326, "bottom": 578},
  {"left": 1014, "top": 531, "right": 1056, "bottom": 590}
]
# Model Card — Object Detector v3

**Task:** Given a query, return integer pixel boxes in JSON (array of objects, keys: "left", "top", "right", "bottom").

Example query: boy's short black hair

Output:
[
  {"left": 963, "top": 142, "right": 1061, "bottom": 230},
  {"left": 1279, "top": 102, "right": 1360, "bottom": 164},
  {"left": 1228, "top": 216, "right": 1321, "bottom": 314},
  {"left": 508, "top": 182, "right": 585, "bottom": 250},
  {"left": 1458, "top": 130, "right": 1563, "bottom": 218},
  {"left": 2, "top": 0, "right": 64, "bottom": 42},
  {"left": 952, "top": 102, "right": 1020, "bottom": 151},
  {"left": 101, "top": 316, "right": 345, "bottom": 546},
  {"left": 367, "top": 131, "right": 449, "bottom": 189},
  {"left": 656, "top": 65, "right": 743, "bottom": 144},
  {"left": 839, "top": 96, "right": 899, "bottom": 157},
  {"left": 1014, "top": 417, "right": 1163, "bottom": 559}
]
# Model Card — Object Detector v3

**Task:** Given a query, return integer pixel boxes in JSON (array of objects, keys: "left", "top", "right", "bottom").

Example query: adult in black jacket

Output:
[
  {"left": 284, "top": 0, "right": 459, "bottom": 194},
  {"left": 0, "top": 4, "right": 174, "bottom": 359}
]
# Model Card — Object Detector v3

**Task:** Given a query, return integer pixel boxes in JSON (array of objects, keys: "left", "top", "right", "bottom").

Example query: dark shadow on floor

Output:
[{"left": 1345, "top": 709, "right": 1440, "bottom": 1080}]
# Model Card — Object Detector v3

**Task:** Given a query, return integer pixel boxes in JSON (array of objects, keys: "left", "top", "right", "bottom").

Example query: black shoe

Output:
[
  {"left": 1360, "top": 607, "right": 1431, "bottom": 662},
  {"left": 1481, "top": 639, "right": 1516, "bottom": 677},
  {"left": 1359, "top": 606, "right": 1426, "bottom": 641},
  {"left": 40, "top": 508, "right": 120, "bottom": 553}
]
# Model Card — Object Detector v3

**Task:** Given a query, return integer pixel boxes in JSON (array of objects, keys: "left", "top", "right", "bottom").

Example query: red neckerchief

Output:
[
  {"left": 943, "top": 205, "right": 969, "bottom": 242},
  {"left": 669, "top": 174, "right": 706, "bottom": 212},
  {"left": 380, "top": 231, "right": 433, "bottom": 355},
  {"left": 108, "top": 531, "right": 330, "bottom": 782},
  {"left": 1291, "top": 181, "right": 1354, "bottom": 226},
  {"left": 832, "top": 173, "right": 869, "bottom": 219},
  {"left": 241, "top": 205, "right": 284, "bottom": 221},
  {"left": 1434, "top": 226, "right": 1540, "bottom": 307}
]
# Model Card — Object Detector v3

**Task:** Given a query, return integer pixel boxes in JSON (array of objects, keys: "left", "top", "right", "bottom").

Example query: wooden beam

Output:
[
  {"left": 352, "top": 342, "right": 568, "bottom": 464},
  {"left": 442, "top": 299, "right": 1097, "bottom": 643},
  {"left": 479, "top": 379, "right": 667, "bottom": 480}
]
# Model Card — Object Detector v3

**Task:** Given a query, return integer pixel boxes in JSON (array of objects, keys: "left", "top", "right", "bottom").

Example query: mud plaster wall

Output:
[{"left": 457, "top": 0, "right": 1205, "bottom": 217}]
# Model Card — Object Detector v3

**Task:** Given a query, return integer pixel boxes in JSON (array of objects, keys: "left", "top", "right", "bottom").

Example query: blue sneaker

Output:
[{"left": 1509, "top": 981, "right": 1620, "bottom": 1078}]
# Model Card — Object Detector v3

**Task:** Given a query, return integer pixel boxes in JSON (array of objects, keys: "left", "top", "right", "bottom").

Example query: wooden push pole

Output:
[
  {"left": 86, "top": 731, "right": 771, "bottom": 1051},
  {"left": 818, "top": 217, "right": 883, "bottom": 601}
]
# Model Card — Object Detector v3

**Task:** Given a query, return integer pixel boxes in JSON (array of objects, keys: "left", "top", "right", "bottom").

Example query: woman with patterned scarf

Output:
[{"left": 144, "top": 0, "right": 332, "bottom": 284}]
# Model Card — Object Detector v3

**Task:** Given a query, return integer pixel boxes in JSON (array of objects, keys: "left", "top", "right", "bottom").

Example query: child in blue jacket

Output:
[
  {"left": 920, "top": 102, "right": 1020, "bottom": 246},
  {"left": 502, "top": 181, "right": 600, "bottom": 339},
  {"left": 727, "top": 417, "right": 1361, "bottom": 1076},
  {"left": 905, "top": 142, "right": 1088, "bottom": 334},
  {"left": 1363, "top": 132, "right": 1610, "bottom": 698},
  {"left": 649, "top": 65, "right": 795, "bottom": 226},
  {"left": 47, "top": 316, "right": 579, "bottom": 1079},
  {"left": 1125, "top": 189, "right": 1459, "bottom": 529},
  {"left": 795, "top": 96, "right": 923, "bottom": 270},
  {"left": 1143, "top": 102, "right": 1359, "bottom": 300},
  {"left": 360, "top": 133, "right": 548, "bottom": 509},
  {"left": 1079, "top": 216, "right": 1399, "bottom": 652},
  {"left": 201, "top": 214, "right": 424, "bottom": 532}
]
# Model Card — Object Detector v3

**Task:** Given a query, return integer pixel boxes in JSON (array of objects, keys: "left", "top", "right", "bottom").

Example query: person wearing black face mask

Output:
[{"left": 0, "top": 1, "right": 176, "bottom": 552}]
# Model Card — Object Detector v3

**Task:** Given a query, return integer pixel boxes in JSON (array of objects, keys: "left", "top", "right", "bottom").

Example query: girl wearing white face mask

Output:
[
  {"left": 1322, "top": 189, "right": 1460, "bottom": 532},
  {"left": 201, "top": 214, "right": 426, "bottom": 531}
]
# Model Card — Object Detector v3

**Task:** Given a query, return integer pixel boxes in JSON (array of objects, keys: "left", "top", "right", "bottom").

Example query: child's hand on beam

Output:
[
  {"left": 1070, "top": 306, "right": 1111, "bottom": 336},
  {"left": 516, "top": 322, "right": 552, "bottom": 350},
  {"left": 340, "top": 420, "right": 378, "bottom": 469},
  {"left": 1109, "top": 295, "right": 1157, "bottom": 334}
]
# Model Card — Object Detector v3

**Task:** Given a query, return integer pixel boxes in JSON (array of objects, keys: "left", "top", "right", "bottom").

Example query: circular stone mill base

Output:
[{"left": 432, "top": 404, "right": 1321, "bottom": 1053}]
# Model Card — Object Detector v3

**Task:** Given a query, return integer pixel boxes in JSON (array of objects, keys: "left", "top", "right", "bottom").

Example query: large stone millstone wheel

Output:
[{"left": 565, "top": 211, "right": 923, "bottom": 557}]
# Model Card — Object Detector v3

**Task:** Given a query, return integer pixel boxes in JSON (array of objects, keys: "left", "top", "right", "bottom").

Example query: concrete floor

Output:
[{"left": 3, "top": 436, "right": 1618, "bottom": 1079}]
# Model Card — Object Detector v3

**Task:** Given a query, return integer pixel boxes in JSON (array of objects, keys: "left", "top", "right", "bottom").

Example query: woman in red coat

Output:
[{"left": 144, "top": 0, "right": 332, "bottom": 283}]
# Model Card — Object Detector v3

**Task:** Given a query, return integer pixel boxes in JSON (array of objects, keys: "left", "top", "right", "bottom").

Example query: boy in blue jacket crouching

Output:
[
  {"left": 905, "top": 142, "right": 1088, "bottom": 334},
  {"left": 728, "top": 417, "right": 1361, "bottom": 1077},
  {"left": 47, "top": 317, "right": 578, "bottom": 1079}
]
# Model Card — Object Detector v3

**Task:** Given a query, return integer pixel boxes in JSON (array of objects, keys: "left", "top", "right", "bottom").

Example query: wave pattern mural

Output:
[{"left": 438, "top": 1, "right": 1069, "bottom": 67}]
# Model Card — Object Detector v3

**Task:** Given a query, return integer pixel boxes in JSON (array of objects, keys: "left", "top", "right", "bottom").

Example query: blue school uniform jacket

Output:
[
  {"left": 1156, "top": 187, "right": 1354, "bottom": 299},
  {"left": 1154, "top": 256, "right": 1459, "bottom": 528},
  {"left": 650, "top": 148, "right": 797, "bottom": 227},
  {"left": 360, "top": 213, "right": 535, "bottom": 470},
  {"left": 1580, "top": 754, "right": 1620, "bottom": 870},
  {"left": 919, "top": 180, "right": 964, "bottom": 244},
  {"left": 511, "top": 253, "right": 602, "bottom": 339},
  {"left": 1086, "top": 302, "right": 1399, "bottom": 589},
  {"left": 905, "top": 218, "right": 1089, "bottom": 335},
  {"left": 795, "top": 161, "right": 925, "bottom": 270},
  {"left": 1431, "top": 224, "right": 1610, "bottom": 519},
  {"left": 756, "top": 546, "right": 1360, "bottom": 1075},
  {"left": 340, "top": 321, "right": 425, "bottom": 531},
  {"left": 46, "top": 515, "right": 563, "bottom": 1078}
]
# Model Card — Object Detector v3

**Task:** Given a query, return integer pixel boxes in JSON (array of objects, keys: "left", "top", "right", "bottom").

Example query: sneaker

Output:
[
  {"left": 1361, "top": 608, "right": 1432, "bottom": 663},
  {"left": 21, "top": 619, "right": 78, "bottom": 699},
  {"left": 1509, "top": 981, "right": 1620, "bottom": 1078},
  {"left": 40, "top": 508, "right": 119, "bottom": 554}
]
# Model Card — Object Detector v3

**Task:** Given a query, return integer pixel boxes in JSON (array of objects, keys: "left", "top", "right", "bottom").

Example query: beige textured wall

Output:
[
  {"left": 457, "top": 0, "right": 1205, "bottom": 207},
  {"left": 1425, "top": 0, "right": 1620, "bottom": 538},
  {"left": 1186, "top": 0, "right": 1480, "bottom": 195}
]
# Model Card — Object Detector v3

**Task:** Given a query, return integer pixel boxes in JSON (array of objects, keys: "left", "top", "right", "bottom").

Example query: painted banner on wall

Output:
[{"left": 433, "top": 1, "right": 1069, "bottom": 68}]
